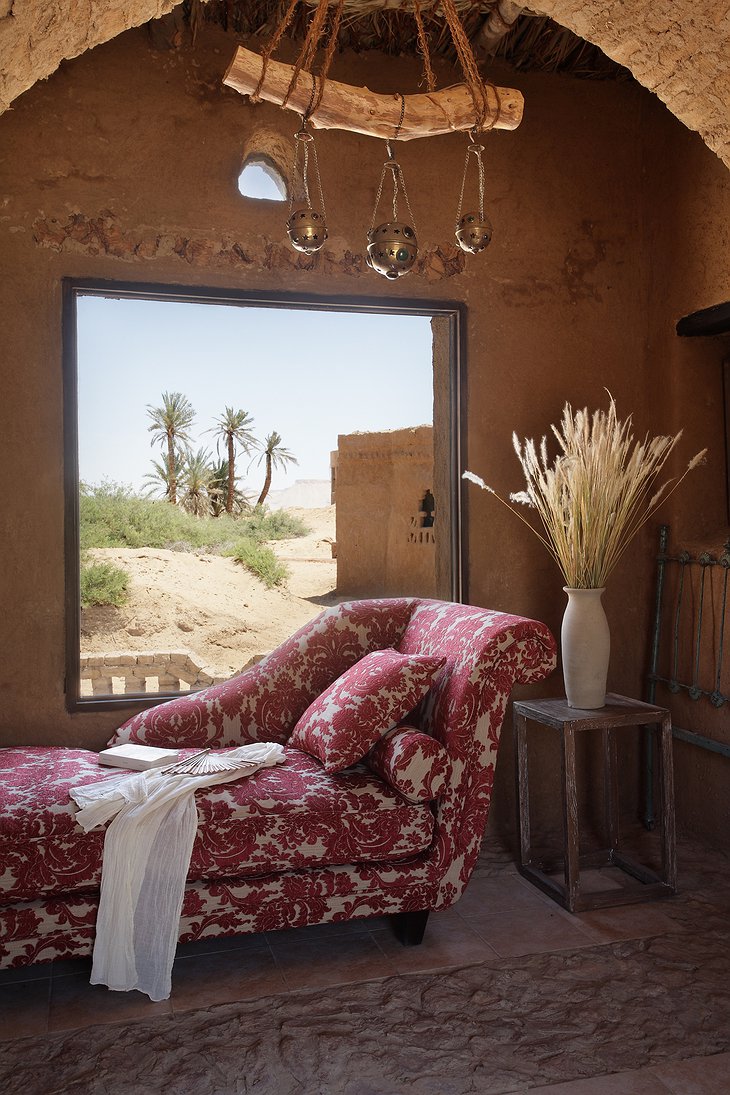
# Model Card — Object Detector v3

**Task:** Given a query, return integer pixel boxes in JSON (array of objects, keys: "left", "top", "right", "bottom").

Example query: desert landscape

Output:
[{"left": 81, "top": 506, "right": 338, "bottom": 685}]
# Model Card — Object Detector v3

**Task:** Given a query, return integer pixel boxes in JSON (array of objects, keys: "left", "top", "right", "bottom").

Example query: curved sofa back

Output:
[
  {"left": 110, "top": 598, "right": 556, "bottom": 786},
  {"left": 111, "top": 598, "right": 414, "bottom": 748}
]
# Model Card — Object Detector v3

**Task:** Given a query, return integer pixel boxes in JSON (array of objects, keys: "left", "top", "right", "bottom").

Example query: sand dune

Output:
[{"left": 81, "top": 507, "right": 339, "bottom": 680}]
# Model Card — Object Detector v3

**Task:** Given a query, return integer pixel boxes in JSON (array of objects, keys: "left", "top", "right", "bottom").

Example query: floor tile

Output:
[
  {"left": 51, "top": 955, "right": 94, "bottom": 978},
  {"left": 573, "top": 901, "right": 679, "bottom": 943},
  {"left": 455, "top": 869, "right": 553, "bottom": 918},
  {"left": 266, "top": 916, "right": 390, "bottom": 946},
  {"left": 655, "top": 1051, "right": 730, "bottom": 1093},
  {"left": 271, "top": 930, "right": 395, "bottom": 991},
  {"left": 0, "top": 980, "right": 50, "bottom": 1041},
  {"left": 374, "top": 910, "right": 501, "bottom": 974},
  {"left": 542, "top": 867, "right": 627, "bottom": 894},
  {"left": 465, "top": 903, "right": 598, "bottom": 958},
  {"left": 49, "top": 972, "right": 171, "bottom": 1032},
  {"left": 175, "top": 931, "right": 270, "bottom": 959},
  {"left": 0, "top": 962, "right": 52, "bottom": 986},
  {"left": 171, "top": 946, "right": 287, "bottom": 1013},
  {"left": 530, "top": 1067, "right": 672, "bottom": 1092}
]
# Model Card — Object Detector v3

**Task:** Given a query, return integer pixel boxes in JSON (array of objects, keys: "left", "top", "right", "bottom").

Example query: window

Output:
[
  {"left": 238, "top": 158, "right": 287, "bottom": 201},
  {"left": 63, "top": 280, "right": 465, "bottom": 711}
]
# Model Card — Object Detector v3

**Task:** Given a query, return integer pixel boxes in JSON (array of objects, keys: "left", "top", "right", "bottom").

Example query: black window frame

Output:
[{"left": 63, "top": 277, "right": 467, "bottom": 712}]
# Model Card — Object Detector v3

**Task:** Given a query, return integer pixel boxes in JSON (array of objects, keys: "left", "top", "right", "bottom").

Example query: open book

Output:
[{"left": 98, "top": 744, "right": 181, "bottom": 771}]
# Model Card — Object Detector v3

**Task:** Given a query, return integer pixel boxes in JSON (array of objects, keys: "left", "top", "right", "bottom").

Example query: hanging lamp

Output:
[
  {"left": 286, "top": 99, "right": 328, "bottom": 254},
  {"left": 224, "top": 0, "right": 519, "bottom": 274},
  {"left": 454, "top": 133, "right": 493, "bottom": 254},
  {"left": 249, "top": 0, "right": 342, "bottom": 256},
  {"left": 366, "top": 97, "right": 418, "bottom": 280}
]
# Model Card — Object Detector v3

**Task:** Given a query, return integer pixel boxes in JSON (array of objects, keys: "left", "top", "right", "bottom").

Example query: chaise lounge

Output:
[{"left": 0, "top": 597, "right": 556, "bottom": 970}]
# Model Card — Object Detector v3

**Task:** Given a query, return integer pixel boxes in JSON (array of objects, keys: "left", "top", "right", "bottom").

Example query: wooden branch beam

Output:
[{"left": 223, "top": 46, "right": 523, "bottom": 139}]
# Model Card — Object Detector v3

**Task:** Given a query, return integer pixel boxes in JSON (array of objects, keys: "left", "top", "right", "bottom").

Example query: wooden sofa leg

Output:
[{"left": 393, "top": 909, "right": 430, "bottom": 946}]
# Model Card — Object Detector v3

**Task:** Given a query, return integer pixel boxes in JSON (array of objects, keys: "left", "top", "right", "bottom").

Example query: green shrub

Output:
[
  {"left": 80, "top": 560, "right": 129, "bottom": 608},
  {"left": 240, "top": 507, "right": 311, "bottom": 541},
  {"left": 228, "top": 538, "right": 289, "bottom": 589},
  {"left": 79, "top": 482, "right": 309, "bottom": 552}
]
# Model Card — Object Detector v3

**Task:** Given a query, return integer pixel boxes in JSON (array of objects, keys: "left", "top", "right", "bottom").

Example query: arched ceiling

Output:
[{"left": 0, "top": 0, "right": 728, "bottom": 167}]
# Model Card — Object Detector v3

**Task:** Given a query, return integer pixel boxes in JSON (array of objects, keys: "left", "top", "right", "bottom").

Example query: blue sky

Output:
[{"left": 77, "top": 295, "right": 434, "bottom": 495}]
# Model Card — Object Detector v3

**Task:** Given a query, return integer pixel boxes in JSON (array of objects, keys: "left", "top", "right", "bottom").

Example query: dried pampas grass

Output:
[{"left": 464, "top": 397, "right": 706, "bottom": 588}]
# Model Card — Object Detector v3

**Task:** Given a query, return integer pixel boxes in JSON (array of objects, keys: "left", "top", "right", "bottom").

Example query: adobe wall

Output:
[
  {"left": 335, "top": 427, "right": 437, "bottom": 599},
  {"left": 639, "top": 101, "right": 730, "bottom": 844},
  {"left": 0, "top": 24, "right": 727, "bottom": 844}
]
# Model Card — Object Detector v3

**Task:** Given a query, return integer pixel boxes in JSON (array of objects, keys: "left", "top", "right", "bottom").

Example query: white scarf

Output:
[{"left": 71, "top": 742, "right": 285, "bottom": 1002}]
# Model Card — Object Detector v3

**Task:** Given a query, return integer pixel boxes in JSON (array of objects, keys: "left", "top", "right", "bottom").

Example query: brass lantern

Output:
[
  {"left": 287, "top": 207, "right": 328, "bottom": 254},
  {"left": 286, "top": 122, "right": 327, "bottom": 255},
  {"left": 454, "top": 136, "right": 493, "bottom": 255},
  {"left": 456, "top": 210, "right": 493, "bottom": 254},
  {"left": 367, "top": 134, "right": 418, "bottom": 280},
  {"left": 366, "top": 221, "right": 418, "bottom": 280}
]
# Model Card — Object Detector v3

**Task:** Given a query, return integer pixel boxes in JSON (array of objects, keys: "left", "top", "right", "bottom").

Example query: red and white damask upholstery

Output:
[
  {"left": 289, "top": 649, "right": 445, "bottom": 772},
  {"left": 0, "top": 598, "right": 557, "bottom": 969},
  {"left": 368, "top": 726, "right": 452, "bottom": 804},
  {"left": 0, "top": 747, "right": 434, "bottom": 906}
]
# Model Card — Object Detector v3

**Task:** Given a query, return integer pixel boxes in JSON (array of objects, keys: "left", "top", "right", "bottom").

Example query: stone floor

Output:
[{"left": 1, "top": 836, "right": 729, "bottom": 1093}]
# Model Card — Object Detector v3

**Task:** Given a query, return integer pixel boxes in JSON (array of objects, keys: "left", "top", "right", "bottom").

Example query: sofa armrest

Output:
[{"left": 397, "top": 602, "right": 557, "bottom": 903}]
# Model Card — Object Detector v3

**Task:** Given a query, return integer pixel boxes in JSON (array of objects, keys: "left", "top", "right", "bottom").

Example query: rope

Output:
[
  {"left": 439, "top": 0, "right": 500, "bottom": 133},
  {"left": 311, "top": 0, "right": 345, "bottom": 115},
  {"left": 252, "top": 0, "right": 299, "bottom": 103},
  {"left": 283, "top": 0, "right": 330, "bottom": 108},
  {"left": 413, "top": 0, "right": 437, "bottom": 94},
  {"left": 254, "top": 0, "right": 502, "bottom": 141},
  {"left": 304, "top": 71, "right": 318, "bottom": 122}
]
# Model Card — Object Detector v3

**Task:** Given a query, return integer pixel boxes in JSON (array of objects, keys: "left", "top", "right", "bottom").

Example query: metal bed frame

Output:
[{"left": 644, "top": 524, "right": 730, "bottom": 825}]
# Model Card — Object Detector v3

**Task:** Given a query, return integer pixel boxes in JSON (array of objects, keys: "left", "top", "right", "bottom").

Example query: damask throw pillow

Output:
[
  {"left": 368, "top": 726, "right": 452, "bottom": 804},
  {"left": 289, "top": 649, "right": 445, "bottom": 773}
]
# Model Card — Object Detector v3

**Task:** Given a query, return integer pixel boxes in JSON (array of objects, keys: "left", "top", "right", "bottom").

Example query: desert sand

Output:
[{"left": 81, "top": 507, "right": 339, "bottom": 680}]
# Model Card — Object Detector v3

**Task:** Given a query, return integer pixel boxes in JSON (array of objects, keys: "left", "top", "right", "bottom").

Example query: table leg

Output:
[
  {"left": 515, "top": 710, "right": 531, "bottom": 868},
  {"left": 602, "top": 726, "right": 620, "bottom": 855},
  {"left": 658, "top": 715, "right": 678, "bottom": 891},
  {"left": 561, "top": 725, "right": 580, "bottom": 912}
]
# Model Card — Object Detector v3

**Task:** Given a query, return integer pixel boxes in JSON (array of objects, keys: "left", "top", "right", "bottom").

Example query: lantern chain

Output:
[
  {"left": 309, "top": 131, "right": 326, "bottom": 221},
  {"left": 455, "top": 134, "right": 485, "bottom": 231},
  {"left": 289, "top": 123, "right": 327, "bottom": 223},
  {"left": 369, "top": 94, "right": 417, "bottom": 237},
  {"left": 288, "top": 74, "right": 326, "bottom": 222}
]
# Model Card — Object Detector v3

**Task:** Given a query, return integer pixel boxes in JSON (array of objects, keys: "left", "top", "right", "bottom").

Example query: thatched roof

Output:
[{"left": 186, "top": 0, "right": 629, "bottom": 80}]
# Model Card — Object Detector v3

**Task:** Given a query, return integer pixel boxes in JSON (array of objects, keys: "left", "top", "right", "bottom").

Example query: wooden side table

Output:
[{"left": 513, "top": 694, "right": 677, "bottom": 913}]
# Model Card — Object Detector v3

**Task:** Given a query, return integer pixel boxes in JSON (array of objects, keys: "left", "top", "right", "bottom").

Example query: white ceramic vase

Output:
[{"left": 561, "top": 587, "right": 610, "bottom": 709}]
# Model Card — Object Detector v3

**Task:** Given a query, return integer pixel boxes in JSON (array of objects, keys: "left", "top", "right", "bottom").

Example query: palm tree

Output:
[
  {"left": 179, "top": 448, "right": 215, "bottom": 517},
  {"left": 208, "top": 458, "right": 252, "bottom": 517},
  {"left": 255, "top": 431, "right": 298, "bottom": 508},
  {"left": 207, "top": 458, "right": 229, "bottom": 518},
  {"left": 208, "top": 407, "right": 257, "bottom": 515},
  {"left": 143, "top": 451, "right": 186, "bottom": 502},
  {"left": 146, "top": 392, "right": 196, "bottom": 505}
]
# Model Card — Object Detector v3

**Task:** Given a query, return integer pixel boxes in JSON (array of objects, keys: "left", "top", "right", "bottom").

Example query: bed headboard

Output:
[{"left": 645, "top": 524, "right": 730, "bottom": 825}]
